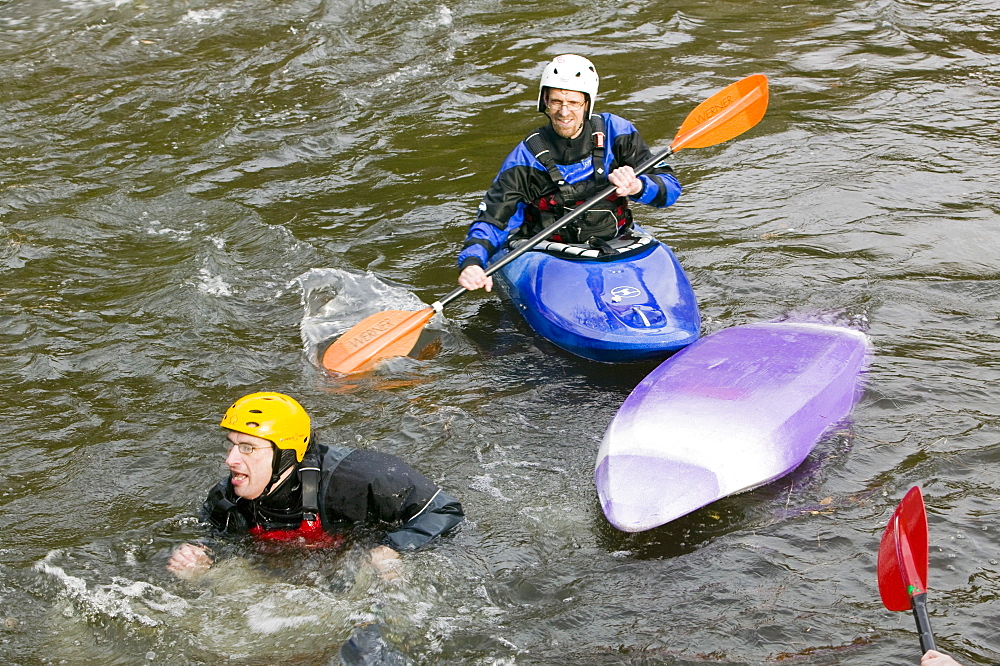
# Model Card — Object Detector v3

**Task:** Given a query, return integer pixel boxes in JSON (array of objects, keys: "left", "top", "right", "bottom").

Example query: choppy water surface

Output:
[{"left": 2, "top": 0, "right": 999, "bottom": 663}]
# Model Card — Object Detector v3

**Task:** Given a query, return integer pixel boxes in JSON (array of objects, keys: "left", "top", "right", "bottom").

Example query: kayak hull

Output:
[
  {"left": 595, "top": 321, "right": 869, "bottom": 532},
  {"left": 491, "top": 232, "right": 700, "bottom": 363}
]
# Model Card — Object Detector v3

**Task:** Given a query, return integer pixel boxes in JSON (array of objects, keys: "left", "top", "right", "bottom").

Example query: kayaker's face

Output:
[
  {"left": 224, "top": 430, "right": 274, "bottom": 499},
  {"left": 545, "top": 88, "right": 587, "bottom": 139}
]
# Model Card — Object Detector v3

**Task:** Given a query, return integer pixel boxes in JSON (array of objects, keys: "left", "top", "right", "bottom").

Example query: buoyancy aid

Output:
[
  {"left": 204, "top": 445, "right": 343, "bottom": 549},
  {"left": 522, "top": 115, "right": 633, "bottom": 244},
  {"left": 248, "top": 447, "right": 344, "bottom": 548},
  {"left": 249, "top": 519, "right": 343, "bottom": 547}
]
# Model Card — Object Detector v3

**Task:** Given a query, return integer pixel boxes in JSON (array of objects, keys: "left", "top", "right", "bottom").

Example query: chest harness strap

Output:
[
  {"left": 524, "top": 114, "right": 608, "bottom": 200},
  {"left": 249, "top": 448, "right": 342, "bottom": 547},
  {"left": 522, "top": 116, "right": 630, "bottom": 245}
]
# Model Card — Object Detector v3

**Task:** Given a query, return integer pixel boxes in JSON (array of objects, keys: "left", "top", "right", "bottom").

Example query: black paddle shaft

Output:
[
  {"left": 911, "top": 593, "right": 937, "bottom": 653},
  {"left": 432, "top": 144, "right": 675, "bottom": 310}
]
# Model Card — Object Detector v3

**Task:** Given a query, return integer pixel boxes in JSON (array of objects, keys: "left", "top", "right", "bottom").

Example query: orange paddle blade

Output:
[
  {"left": 321, "top": 308, "right": 435, "bottom": 374},
  {"left": 670, "top": 74, "right": 769, "bottom": 152}
]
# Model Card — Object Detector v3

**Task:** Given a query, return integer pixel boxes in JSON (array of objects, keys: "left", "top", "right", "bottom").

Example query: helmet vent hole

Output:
[
  {"left": 246, "top": 421, "right": 260, "bottom": 428},
  {"left": 249, "top": 409, "right": 263, "bottom": 414}
]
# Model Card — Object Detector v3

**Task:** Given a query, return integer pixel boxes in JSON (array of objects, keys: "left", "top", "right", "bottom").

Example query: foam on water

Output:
[
  {"left": 35, "top": 550, "right": 189, "bottom": 628},
  {"left": 294, "top": 267, "right": 435, "bottom": 366}
]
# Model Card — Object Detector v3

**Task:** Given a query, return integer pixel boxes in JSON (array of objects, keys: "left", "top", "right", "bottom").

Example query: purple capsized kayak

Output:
[{"left": 595, "top": 321, "right": 869, "bottom": 532}]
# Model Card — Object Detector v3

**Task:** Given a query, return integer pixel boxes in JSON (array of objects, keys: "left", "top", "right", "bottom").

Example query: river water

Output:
[{"left": 2, "top": 0, "right": 999, "bottom": 663}]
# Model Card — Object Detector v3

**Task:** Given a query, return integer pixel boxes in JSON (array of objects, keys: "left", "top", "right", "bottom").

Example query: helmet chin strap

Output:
[{"left": 261, "top": 445, "right": 299, "bottom": 497}]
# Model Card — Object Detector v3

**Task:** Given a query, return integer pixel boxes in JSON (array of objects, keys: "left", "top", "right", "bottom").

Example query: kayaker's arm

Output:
[
  {"left": 631, "top": 168, "right": 681, "bottom": 208},
  {"left": 607, "top": 117, "right": 682, "bottom": 208},
  {"left": 322, "top": 449, "right": 465, "bottom": 551},
  {"left": 384, "top": 489, "right": 465, "bottom": 551},
  {"left": 458, "top": 143, "right": 551, "bottom": 271}
]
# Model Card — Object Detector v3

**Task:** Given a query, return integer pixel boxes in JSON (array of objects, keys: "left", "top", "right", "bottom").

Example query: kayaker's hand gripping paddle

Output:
[
  {"left": 877, "top": 485, "right": 937, "bottom": 653},
  {"left": 323, "top": 74, "right": 770, "bottom": 374}
]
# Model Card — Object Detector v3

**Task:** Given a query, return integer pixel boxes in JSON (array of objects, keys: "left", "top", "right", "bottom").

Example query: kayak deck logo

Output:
[{"left": 610, "top": 286, "right": 642, "bottom": 302}]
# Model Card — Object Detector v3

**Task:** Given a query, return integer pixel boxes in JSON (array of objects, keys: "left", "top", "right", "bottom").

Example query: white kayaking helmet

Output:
[{"left": 537, "top": 54, "right": 599, "bottom": 117}]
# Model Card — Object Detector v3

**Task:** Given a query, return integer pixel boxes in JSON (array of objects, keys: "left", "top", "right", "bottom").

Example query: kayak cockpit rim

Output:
[{"left": 507, "top": 232, "right": 659, "bottom": 261}]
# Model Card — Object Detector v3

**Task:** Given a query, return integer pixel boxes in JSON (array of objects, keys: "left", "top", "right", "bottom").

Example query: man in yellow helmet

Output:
[{"left": 167, "top": 392, "right": 464, "bottom": 578}]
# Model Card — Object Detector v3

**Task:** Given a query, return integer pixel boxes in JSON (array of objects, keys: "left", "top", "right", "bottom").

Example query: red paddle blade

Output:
[
  {"left": 670, "top": 74, "right": 769, "bottom": 152},
  {"left": 321, "top": 308, "right": 434, "bottom": 374},
  {"left": 877, "top": 486, "right": 930, "bottom": 612}
]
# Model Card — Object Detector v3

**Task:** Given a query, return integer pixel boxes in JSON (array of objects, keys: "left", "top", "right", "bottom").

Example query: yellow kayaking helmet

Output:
[{"left": 220, "top": 392, "right": 311, "bottom": 463}]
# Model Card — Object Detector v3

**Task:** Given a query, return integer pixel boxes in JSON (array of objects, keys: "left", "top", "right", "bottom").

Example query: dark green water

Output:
[{"left": 2, "top": 0, "right": 999, "bottom": 663}]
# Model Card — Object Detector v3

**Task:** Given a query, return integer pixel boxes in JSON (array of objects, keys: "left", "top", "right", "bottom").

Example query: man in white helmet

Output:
[{"left": 457, "top": 54, "right": 682, "bottom": 292}]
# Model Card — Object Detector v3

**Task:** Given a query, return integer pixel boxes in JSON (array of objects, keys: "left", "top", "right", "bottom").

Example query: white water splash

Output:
[
  {"left": 181, "top": 9, "right": 228, "bottom": 24},
  {"left": 292, "top": 267, "right": 431, "bottom": 366},
  {"left": 435, "top": 6, "right": 453, "bottom": 28},
  {"left": 245, "top": 592, "right": 321, "bottom": 634},
  {"left": 143, "top": 217, "right": 192, "bottom": 241},
  {"left": 35, "top": 551, "right": 189, "bottom": 628},
  {"left": 468, "top": 474, "right": 512, "bottom": 502},
  {"left": 196, "top": 266, "right": 233, "bottom": 296}
]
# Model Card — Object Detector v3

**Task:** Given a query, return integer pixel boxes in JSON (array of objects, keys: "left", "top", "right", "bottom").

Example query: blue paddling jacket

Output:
[{"left": 458, "top": 112, "right": 681, "bottom": 270}]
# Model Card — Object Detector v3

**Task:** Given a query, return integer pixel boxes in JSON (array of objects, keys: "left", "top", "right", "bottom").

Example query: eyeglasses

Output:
[
  {"left": 546, "top": 98, "right": 586, "bottom": 111},
  {"left": 225, "top": 440, "right": 272, "bottom": 455}
]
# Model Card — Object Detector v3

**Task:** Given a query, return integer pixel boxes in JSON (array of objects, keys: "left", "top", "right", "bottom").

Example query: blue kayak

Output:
[{"left": 490, "top": 228, "right": 701, "bottom": 362}]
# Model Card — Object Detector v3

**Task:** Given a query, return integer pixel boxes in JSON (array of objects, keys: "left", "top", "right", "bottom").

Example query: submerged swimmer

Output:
[{"left": 167, "top": 392, "right": 464, "bottom": 579}]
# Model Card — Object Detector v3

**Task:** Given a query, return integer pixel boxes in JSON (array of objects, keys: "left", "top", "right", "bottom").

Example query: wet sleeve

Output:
[
  {"left": 633, "top": 169, "right": 681, "bottom": 208},
  {"left": 609, "top": 117, "right": 681, "bottom": 209},
  {"left": 326, "top": 450, "right": 464, "bottom": 549},
  {"left": 457, "top": 144, "right": 547, "bottom": 269},
  {"left": 385, "top": 489, "right": 464, "bottom": 551}
]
